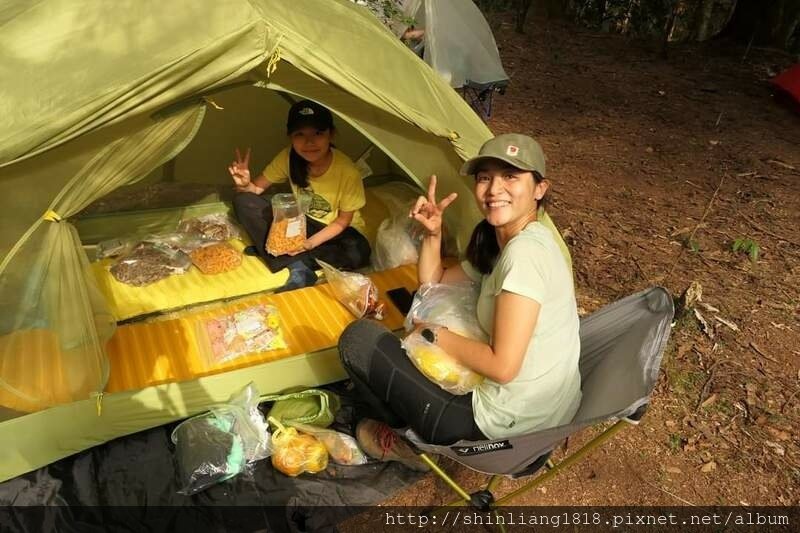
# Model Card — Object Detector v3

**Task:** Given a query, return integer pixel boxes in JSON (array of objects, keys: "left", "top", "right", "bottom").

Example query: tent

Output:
[
  {"left": 351, "top": 1, "right": 509, "bottom": 93},
  {"left": 771, "top": 64, "right": 800, "bottom": 113},
  {"left": 398, "top": 0, "right": 509, "bottom": 90},
  {"left": 0, "top": 0, "right": 567, "bottom": 483},
  {"left": 394, "top": 0, "right": 510, "bottom": 117}
]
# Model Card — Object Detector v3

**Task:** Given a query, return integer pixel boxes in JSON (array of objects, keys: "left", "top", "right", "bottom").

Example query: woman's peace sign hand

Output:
[
  {"left": 228, "top": 147, "right": 252, "bottom": 190},
  {"left": 409, "top": 175, "right": 458, "bottom": 237}
]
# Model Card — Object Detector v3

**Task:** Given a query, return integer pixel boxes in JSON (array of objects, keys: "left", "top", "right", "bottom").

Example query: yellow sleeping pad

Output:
[
  {"left": 92, "top": 239, "right": 290, "bottom": 321},
  {"left": 105, "top": 264, "right": 418, "bottom": 393},
  {"left": 0, "top": 329, "right": 79, "bottom": 413},
  {"left": 89, "top": 185, "right": 417, "bottom": 322}
]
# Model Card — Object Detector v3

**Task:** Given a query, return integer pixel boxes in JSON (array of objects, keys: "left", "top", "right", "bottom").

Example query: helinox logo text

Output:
[{"left": 451, "top": 440, "right": 513, "bottom": 456}]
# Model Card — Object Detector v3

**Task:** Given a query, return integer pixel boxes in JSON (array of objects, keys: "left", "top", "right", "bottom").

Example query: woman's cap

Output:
[
  {"left": 460, "top": 133, "right": 546, "bottom": 177},
  {"left": 286, "top": 99, "right": 334, "bottom": 133}
]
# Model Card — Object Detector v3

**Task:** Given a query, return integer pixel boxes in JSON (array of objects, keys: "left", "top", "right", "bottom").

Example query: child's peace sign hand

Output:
[
  {"left": 409, "top": 175, "right": 457, "bottom": 237},
  {"left": 228, "top": 147, "right": 252, "bottom": 190}
]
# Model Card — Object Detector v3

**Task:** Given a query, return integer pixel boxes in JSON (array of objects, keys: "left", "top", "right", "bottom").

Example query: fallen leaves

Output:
[
  {"left": 764, "top": 159, "right": 796, "bottom": 171},
  {"left": 700, "top": 461, "right": 717, "bottom": 473},
  {"left": 700, "top": 393, "right": 718, "bottom": 409},
  {"left": 763, "top": 441, "right": 786, "bottom": 457}
]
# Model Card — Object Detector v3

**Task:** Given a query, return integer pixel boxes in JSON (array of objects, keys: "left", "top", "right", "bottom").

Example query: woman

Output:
[
  {"left": 338, "top": 134, "right": 581, "bottom": 470},
  {"left": 229, "top": 100, "right": 371, "bottom": 292}
]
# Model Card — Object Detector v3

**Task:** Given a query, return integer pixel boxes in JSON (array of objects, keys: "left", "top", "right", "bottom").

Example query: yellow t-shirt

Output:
[{"left": 262, "top": 148, "right": 366, "bottom": 236}]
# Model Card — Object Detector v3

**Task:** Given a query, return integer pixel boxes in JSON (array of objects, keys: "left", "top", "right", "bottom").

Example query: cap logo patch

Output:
[
  {"left": 506, "top": 145, "right": 519, "bottom": 156},
  {"left": 299, "top": 107, "right": 315, "bottom": 115}
]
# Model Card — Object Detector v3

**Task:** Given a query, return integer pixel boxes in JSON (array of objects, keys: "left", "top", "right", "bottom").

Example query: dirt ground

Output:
[{"left": 383, "top": 14, "right": 800, "bottom": 508}]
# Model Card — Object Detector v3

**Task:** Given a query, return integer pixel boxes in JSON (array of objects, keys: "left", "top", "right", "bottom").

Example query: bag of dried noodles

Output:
[
  {"left": 266, "top": 194, "right": 306, "bottom": 256},
  {"left": 189, "top": 242, "right": 243, "bottom": 275}
]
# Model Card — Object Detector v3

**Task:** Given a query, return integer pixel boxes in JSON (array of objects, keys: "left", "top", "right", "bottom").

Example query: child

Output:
[{"left": 229, "top": 100, "right": 371, "bottom": 292}]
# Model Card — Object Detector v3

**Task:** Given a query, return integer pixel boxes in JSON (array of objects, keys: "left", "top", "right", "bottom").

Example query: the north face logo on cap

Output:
[
  {"left": 506, "top": 145, "right": 519, "bottom": 156},
  {"left": 299, "top": 107, "right": 315, "bottom": 115}
]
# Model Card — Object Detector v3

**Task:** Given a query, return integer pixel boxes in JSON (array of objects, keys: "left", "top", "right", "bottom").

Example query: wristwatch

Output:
[{"left": 420, "top": 325, "right": 446, "bottom": 344}]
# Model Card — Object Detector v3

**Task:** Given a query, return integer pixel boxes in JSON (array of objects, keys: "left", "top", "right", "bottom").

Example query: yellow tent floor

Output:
[
  {"left": 104, "top": 263, "right": 417, "bottom": 393},
  {"left": 0, "top": 265, "right": 417, "bottom": 413}
]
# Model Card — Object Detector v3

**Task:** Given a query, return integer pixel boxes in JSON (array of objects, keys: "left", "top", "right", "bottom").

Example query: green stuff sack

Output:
[{"left": 262, "top": 388, "right": 341, "bottom": 428}]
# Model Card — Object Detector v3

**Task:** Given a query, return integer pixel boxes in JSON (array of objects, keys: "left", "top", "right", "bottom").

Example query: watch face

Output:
[{"left": 421, "top": 328, "right": 435, "bottom": 343}]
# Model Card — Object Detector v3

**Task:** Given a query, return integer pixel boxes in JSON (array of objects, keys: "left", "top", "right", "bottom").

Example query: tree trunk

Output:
[
  {"left": 621, "top": 0, "right": 639, "bottom": 35},
  {"left": 663, "top": 1, "right": 681, "bottom": 57},
  {"left": 541, "top": 0, "right": 565, "bottom": 19},
  {"left": 773, "top": 0, "right": 800, "bottom": 49},
  {"left": 694, "top": 0, "right": 716, "bottom": 40},
  {"left": 721, "top": 0, "right": 762, "bottom": 42},
  {"left": 721, "top": 0, "right": 800, "bottom": 49},
  {"left": 515, "top": 0, "right": 534, "bottom": 33},
  {"left": 597, "top": 0, "right": 607, "bottom": 25}
]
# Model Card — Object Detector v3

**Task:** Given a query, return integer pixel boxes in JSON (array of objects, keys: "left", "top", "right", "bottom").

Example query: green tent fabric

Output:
[{"left": 0, "top": 0, "right": 571, "bottom": 482}]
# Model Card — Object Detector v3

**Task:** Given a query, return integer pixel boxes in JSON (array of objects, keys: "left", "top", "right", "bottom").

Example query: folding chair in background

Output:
[
  {"left": 460, "top": 80, "right": 509, "bottom": 121},
  {"left": 406, "top": 287, "right": 674, "bottom": 516}
]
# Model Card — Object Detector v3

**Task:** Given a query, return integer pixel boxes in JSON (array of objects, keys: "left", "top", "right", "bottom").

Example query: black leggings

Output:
[
  {"left": 338, "top": 319, "right": 486, "bottom": 445},
  {"left": 232, "top": 192, "right": 371, "bottom": 273}
]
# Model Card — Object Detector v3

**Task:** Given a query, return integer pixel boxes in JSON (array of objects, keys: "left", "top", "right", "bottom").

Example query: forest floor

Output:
[{"left": 381, "top": 14, "right": 800, "bottom": 509}]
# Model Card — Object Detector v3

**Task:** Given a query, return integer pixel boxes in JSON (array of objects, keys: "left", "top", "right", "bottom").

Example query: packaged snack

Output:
[
  {"left": 198, "top": 304, "right": 287, "bottom": 365},
  {"left": 402, "top": 332, "right": 484, "bottom": 395},
  {"left": 402, "top": 282, "right": 487, "bottom": 395},
  {"left": 171, "top": 383, "right": 271, "bottom": 495},
  {"left": 96, "top": 237, "right": 136, "bottom": 259},
  {"left": 268, "top": 417, "right": 329, "bottom": 477},
  {"left": 189, "top": 242, "right": 243, "bottom": 275},
  {"left": 287, "top": 421, "right": 368, "bottom": 466},
  {"left": 178, "top": 213, "right": 240, "bottom": 241},
  {"left": 316, "top": 260, "right": 384, "bottom": 320},
  {"left": 110, "top": 241, "right": 191, "bottom": 286},
  {"left": 266, "top": 194, "right": 306, "bottom": 256},
  {"left": 145, "top": 231, "right": 214, "bottom": 254}
]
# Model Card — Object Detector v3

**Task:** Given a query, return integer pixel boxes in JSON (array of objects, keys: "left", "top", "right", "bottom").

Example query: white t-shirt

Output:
[{"left": 462, "top": 221, "right": 581, "bottom": 439}]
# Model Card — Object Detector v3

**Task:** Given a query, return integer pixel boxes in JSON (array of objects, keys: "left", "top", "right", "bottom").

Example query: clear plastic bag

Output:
[
  {"left": 178, "top": 213, "right": 240, "bottom": 242},
  {"left": 372, "top": 206, "right": 423, "bottom": 271},
  {"left": 197, "top": 304, "right": 287, "bottom": 365},
  {"left": 268, "top": 417, "right": 329, "bottom": 477},
  {"left": 109, "top": 241, "right": 191, "bottom": 286},
  {"left": 287, "top": 421, "right": 368, "bottom": 466},
  {"left": 317, "top": 259, "right": 384, "bottom": 319},
  {"left": 402, "top": 282, "right": 487, "bottom": 395},
  {"left": 189, "top": 242, "right": 243, "bottom": 275},
  {"left": 266, "top": 194, "right": 306, "bottom": 256},
  {"left": 145, "top": 231, "right": 215, "bottom": 254},
  {"left": 96, "top": 236, "right": 137, "bottom": 260},
  {"left": 402, "top": 332, "right": 484, "bottom": 395},
  {"left": 171, "top": 383, "right": 271, "bottom": 495}
]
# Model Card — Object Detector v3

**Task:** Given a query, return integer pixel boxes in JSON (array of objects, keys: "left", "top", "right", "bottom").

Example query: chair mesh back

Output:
[{"left": 410, "top": 287, "right": 674, "bottom": 476}]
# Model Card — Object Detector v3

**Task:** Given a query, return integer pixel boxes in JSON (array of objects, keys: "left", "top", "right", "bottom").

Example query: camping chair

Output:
[
  {"left": 405, "top": 286, "right": 674, "bottom": 516},
  {"left": 460, "top": 79, "right": 509, "bottom": 120}
]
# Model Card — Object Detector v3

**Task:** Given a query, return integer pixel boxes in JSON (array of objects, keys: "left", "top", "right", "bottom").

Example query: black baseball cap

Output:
[{"left": 286, "top": 99, "right": 334, "bottom": 134}]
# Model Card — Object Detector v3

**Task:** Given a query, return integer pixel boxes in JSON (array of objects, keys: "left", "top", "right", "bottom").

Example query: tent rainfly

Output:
[{"left": 0, "top": 0, "right": 567, "bottom": 482}]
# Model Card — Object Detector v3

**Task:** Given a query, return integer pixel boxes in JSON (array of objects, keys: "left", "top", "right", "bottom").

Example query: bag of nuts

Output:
[{"left": 110, "top": 241, "right": 191, "bottom": 287}]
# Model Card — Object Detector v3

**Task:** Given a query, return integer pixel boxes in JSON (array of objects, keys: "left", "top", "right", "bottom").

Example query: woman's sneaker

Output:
[{"left": 355, "top": 419, "right": 430, "bottom": 472}]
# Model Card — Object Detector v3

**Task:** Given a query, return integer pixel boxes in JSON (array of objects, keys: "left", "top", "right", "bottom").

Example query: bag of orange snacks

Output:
[
  {"left": 266, "top": 193, "right": 306, "bottom": 256},
  {"left": 268, "top": 417, "right": 328, "bottom": 477}
]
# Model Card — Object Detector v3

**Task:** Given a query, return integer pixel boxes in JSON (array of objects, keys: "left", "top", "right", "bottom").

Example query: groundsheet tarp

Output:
[{"left": 0, "top": 383, "right": 423, "bottom": 532}]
